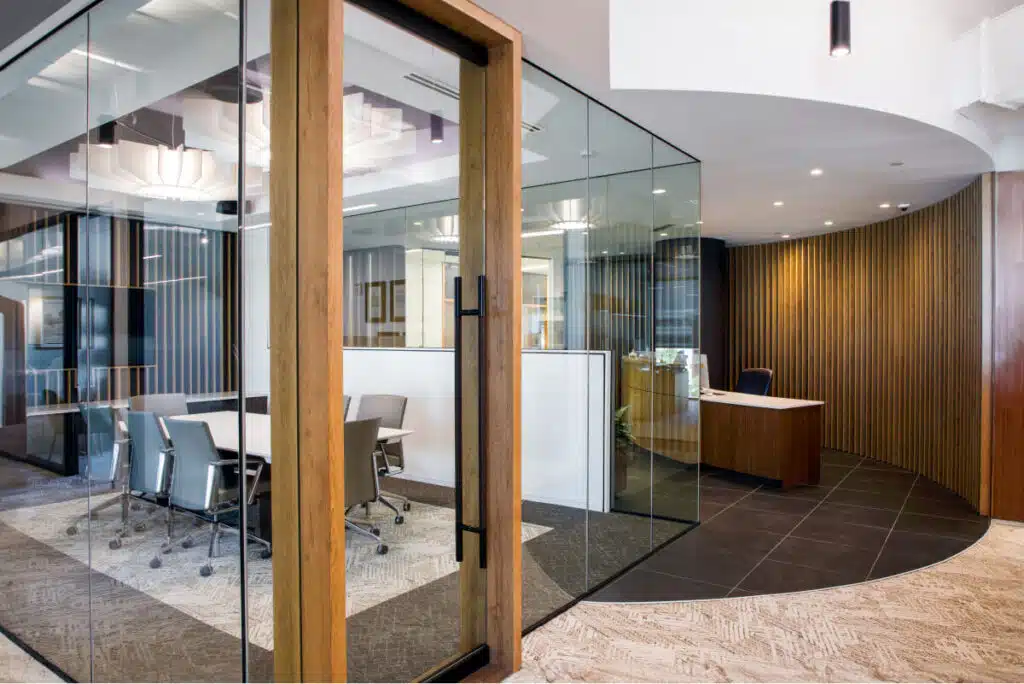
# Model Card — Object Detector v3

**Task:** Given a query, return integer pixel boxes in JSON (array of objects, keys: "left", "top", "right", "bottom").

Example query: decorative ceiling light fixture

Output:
[
  {"left": 830, "top": 0, "right": 851, "bottom": 57},
  {"left": 70, "top": 139, "right": 260, "bottom": 202},
  {"left": 430, "top": 113, "right": 444, "bottom": 144},
  {"left": 183, "top": 95, "right": 271, "bottom": 168}
]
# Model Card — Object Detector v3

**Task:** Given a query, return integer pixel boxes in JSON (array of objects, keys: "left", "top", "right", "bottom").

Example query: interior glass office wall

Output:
[
  {"left": 0, "top": 1, "right": 263, "bottom": 680},
  {"left": 341, "top": 62, "right": 703, "bottom": 630}
]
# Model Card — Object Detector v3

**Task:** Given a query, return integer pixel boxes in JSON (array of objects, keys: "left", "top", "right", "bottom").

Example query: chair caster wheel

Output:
[
  {"left": 150, "top": 557, "right": 162, "bottom": 569},
  {"left": 370, "top": 527, "right": 381, "bottom": 536},
  {"left": 66, "top": 526, "right": 78, "bottom": 536},
  {"left": 199, "top": 565, "right": 213, "bottom": 577},
  {"left": 109, "top": 538, "right": 122, "bottom": 550},
  {"left": 376, "top": 544, "right": 388, "bottom": 555},
  {"left": 260, "top": 548, "right": 272, "bottom": 560},
  {"left": 134, "top": 522, "right": 147, "bottom": 532},
  {"left": 402, "top": 502, "right": 411, "bottom": 512},
  {"left": 394, "top": 515, "right": 404, "bottom": 525},
  {"left": 182, "top": 537, "right": 195, "bottom": 549}
]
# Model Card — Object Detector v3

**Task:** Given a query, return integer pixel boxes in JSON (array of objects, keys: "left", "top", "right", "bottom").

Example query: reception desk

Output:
[
  {"left": 620, "top": 356, "right": 699, "bottom": 465},
  {"left": 701, "top": 391, "right": 824, "bottom": 488}
]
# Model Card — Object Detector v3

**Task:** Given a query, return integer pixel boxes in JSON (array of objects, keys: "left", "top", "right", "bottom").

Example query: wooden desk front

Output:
[{"left": 700, "top": 391, "right": 823, "bottom": 488}]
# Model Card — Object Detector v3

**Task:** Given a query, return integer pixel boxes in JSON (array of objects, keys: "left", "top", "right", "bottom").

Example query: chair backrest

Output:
[
  {"left": 122, "top": 410, "right": 172, "bottom": 496},
  {"left": 343, "top": 395, "right": 351, "bottom": 420},
  {"left": 344, "top": 417, "right": 381, "bottom": 508},
  {"left": 356, "top": 394, "right": 407, "bottom": 430},
  {"left": 734, "top": 368, "right": 773, "bottom": 396},
  {"left": 78, "top": 405, "right": 118, "bottom": 483},
  {"left": 163, "top": 419, "right": 232, "bottom": 512},
  {"left": 130, "top": 393, "right": 188, "bottom": 418}
]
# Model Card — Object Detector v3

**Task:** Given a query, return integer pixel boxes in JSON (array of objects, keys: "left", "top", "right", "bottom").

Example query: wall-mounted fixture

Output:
[{"left": 830, "top": 0, "right": 851, "bottom": 57}]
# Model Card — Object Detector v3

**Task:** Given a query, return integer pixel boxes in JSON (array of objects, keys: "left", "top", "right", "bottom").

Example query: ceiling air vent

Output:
[{"left": 404, "top": 72, "right": 544, "bottom": 134}]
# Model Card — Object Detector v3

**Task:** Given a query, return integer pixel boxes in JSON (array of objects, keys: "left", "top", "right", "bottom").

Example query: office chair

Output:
[
  {"left": 130, "top": 393, "right": 188, "bottom": 418},
  {"left": 66, "top": 405, "right": 127, "bottom": 536},
  {"left": 734, "top": 368, "right": 773, "bottom": 396},
  {"left": 160, "top": 419, "right": 271, "bottom": 576},
  {"left": 343, "top": 394, "right": 351, "bottom": 420},
  {"left": 344, "top": 417, "right": 388, "bottom": 555},
  {"left": 111, "top": 411, "right": 173, "bottom": 549},
  {"left": 356, "top": 394, "right": 410, "bottom": 523}
]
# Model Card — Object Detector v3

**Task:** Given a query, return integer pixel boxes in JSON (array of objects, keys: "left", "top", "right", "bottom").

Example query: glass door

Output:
[{"left": 341, "top": 3, "right": 488, "bottom": 680}]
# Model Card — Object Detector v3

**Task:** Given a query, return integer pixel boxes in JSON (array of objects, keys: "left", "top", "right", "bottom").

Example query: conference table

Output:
[{"left": 169, "top": 411, "right": 414, "bottom": 541}]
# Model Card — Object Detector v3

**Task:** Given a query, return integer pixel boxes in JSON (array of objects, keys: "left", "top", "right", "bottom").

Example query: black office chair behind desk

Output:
[{"left": 735, "top": 368, "right": 773, "bottom": 396}]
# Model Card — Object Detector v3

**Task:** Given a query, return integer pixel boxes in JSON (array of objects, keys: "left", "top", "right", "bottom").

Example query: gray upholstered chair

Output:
[
  {"left": 112, "top": 411, "right": 173, "bottom": 549},
  {"left": 355, "top": 394, "right": 410, "bottom": 521},
  {"left": 344, "top": 417, "right": 388, "bottom": 554},
  {"left": 66, "top": 405, "right": 127, "bottom": 536},
  {"left": 160, "top": 419, "right": 271, "bottom": 576},
  {"left": 130, "top": 393, "right": 188, "bottom": 418}
]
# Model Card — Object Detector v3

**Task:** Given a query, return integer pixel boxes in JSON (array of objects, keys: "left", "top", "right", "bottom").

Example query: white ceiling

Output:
[{"left": 475, "top": 0, "right": 999, "bottom": 244}]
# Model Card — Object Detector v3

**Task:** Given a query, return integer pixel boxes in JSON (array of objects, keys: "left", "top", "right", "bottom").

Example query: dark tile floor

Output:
[{"left": 591, "top": 449, "right": 990, "bottom": 602}]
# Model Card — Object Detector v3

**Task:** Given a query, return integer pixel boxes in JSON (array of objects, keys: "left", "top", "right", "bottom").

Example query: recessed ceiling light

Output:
[
  {"left": 810, "top": 168, "right": 824, "bottom": 177},
  {"left": 652, "top": 188, "right": 667, "bottom": 195},
  {"left": 879, "top": 203, "right": 891, "bottom": 209},
  {"left": 781, "top": 234, "right": 791, "bottom": 239},
  {"left": 601, "top": 250, "right": 609, "bottom": 255},
  {"left": 824, "top": 220, "right": 834, "bottom": 227},
  {"left": 413, "top": 221, "right": 423, "bottom": 226},
  {"left": 898, "top": 203, "right": 911, "bottom": 210},
  {"left": 619, "top": 251, "right": 625, "bottom": 255},
  {"left": 773, "top": 201, "right": 785, "bottom": 207},
  {"left": 660, "top": 232, "right": 668, "bottom": 237},
  {"left": 200, "top": 237, "right": 209, "bottom": 245}
]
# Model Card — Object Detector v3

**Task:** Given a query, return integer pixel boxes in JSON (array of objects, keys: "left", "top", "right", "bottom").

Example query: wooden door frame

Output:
[{"left": 270, "top": 0, "right": 522, "bottom": 680}]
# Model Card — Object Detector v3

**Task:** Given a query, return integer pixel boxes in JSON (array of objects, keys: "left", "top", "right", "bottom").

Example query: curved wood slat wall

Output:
[{"left": 727, "top": 178, "right": 983, "bottom": 507}]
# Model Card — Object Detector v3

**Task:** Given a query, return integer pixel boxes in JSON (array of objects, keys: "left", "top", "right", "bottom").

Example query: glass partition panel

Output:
[
  {"left": 0, "top": 15, "right": 91, "bottom": 681},
  {"left": 519, "top": 63, "right": 590, "bottom": 629},
  {"left": 85, "top": 1, "right": 244, "bottom": 680}
]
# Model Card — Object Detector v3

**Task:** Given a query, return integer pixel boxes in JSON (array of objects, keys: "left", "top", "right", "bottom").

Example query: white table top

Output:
[
  {"left": 168, "top": 411, "right": 413, "bottom": 463},
  {"left": 699, "top": 390, "right": 824, "bottom": 410}
]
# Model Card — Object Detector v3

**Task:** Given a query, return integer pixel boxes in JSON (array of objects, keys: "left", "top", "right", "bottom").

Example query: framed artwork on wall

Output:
[
  {"left": 365, "top": 281, "right": 387, "bottom": 323},
  {"left": 390, "top": 279, "right": 406, "bottom": 323},
  {"left": 38, "top": 296, "right": 63, "bottom": 348}
]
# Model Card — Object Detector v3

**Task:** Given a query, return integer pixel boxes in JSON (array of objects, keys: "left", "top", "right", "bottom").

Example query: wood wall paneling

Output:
[
  {"left": 728, "top": 179, "right": 984, "bottom": 508},
  {"left": 992, "top": 171, "right": 1024, "bottom": 521}
]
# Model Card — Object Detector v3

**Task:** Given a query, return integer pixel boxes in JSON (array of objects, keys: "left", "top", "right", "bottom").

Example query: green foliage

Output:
[{"left": 614, "top": 405, "right": 633, "bottom": 444}]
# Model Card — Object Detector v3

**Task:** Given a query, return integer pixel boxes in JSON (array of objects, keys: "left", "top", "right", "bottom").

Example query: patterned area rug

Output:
[
  {"left": 510, "top": 521, "right": 1024, "bottom": 682},
  {"left": 0, "top": 494, "right": 550, "bottom": 651}
]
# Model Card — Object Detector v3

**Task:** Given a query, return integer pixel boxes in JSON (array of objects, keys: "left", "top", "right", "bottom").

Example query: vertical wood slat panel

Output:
[{"left": 727, "top": 179, "right": 983, "bottom": 507}]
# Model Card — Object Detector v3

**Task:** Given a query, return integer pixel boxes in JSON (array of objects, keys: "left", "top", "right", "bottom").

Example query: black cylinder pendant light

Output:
[
  {"left": 830, "top": 0, "right": 851, "bottom": 57},
  {"left": 429, "top": 113, "right": 444, "bottom": 144}
]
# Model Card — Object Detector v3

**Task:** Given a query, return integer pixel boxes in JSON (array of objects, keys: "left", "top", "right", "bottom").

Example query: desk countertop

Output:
[{"left": 700, "top": 390, "right": 824, "bottom": 410}]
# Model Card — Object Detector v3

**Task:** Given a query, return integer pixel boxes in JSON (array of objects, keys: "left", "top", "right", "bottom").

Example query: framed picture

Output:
[
  {"left": 38, "top": 296, "right": 63, "bottom": 348},
  {"left": 365, "top": 281, "right": 387, "bottom": 323},
  {"left": 390, "top": 279, "right": 406, "bottom": 323}
]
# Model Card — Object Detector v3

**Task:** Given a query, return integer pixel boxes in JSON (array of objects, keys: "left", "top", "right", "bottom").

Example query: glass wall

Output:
[
  {"left": 338, "top": 61, "right": 702, "bottom": 631},
  {"left": 0, "top": 1, "right": 699, "bottom": 681}
]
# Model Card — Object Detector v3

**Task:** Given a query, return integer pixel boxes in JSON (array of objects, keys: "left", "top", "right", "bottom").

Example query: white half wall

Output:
[{"left": 344, "top": 347, "right": 611, "bottom": 512}]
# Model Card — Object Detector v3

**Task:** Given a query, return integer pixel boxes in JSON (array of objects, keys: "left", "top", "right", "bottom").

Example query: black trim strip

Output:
[
  {"left": 523, "top": 520, "right": 700, "bottom": 635},
  {"left": 0, "top": 622, "right": 75, "bottom": 683},
  {"left": 347, "top": 0, "right": 488, "bottom": 67},
  {"left": 422, "top": 644, "right": 489, "bottom": 683},
  {"left": 0, "top": 0, "right": 104, "bottom": 74}
]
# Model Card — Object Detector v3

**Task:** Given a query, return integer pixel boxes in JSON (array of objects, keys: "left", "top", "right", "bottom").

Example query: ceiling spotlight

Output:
[
  {"left": 773, "top": 201, "right": 785, "bottom": 207},
  {"left": 660, "top": 232, "right": 668, "bottom": 237},
  {"left": 601, "top": 250, "right": 609, "bottom": 255},
  {"left": 879, "top": 203, "right": 891, "bottom": 209},
  {"left": 781, "top": 234, "right": 791, "bottom": 239},
  {"left": 898, "top": 203, "right": 911, "bottom": 210},
  {"left": 810, "top": 168, "right": 824, "bottom": 177},
  {"left": 824, "top": 220, "right": 834, "bottom": 226},
  {"left": 652, "top": 188, "right": 667, "bottom": 195},
  {"left": 430, "top": 113, "right": 444, "bottom": 144},
  {"left": 830, "top": 0, "right": 851, "bottom": 57},
  {"left": 200, "top": 236, "right": 210, "bottom": 245}
]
